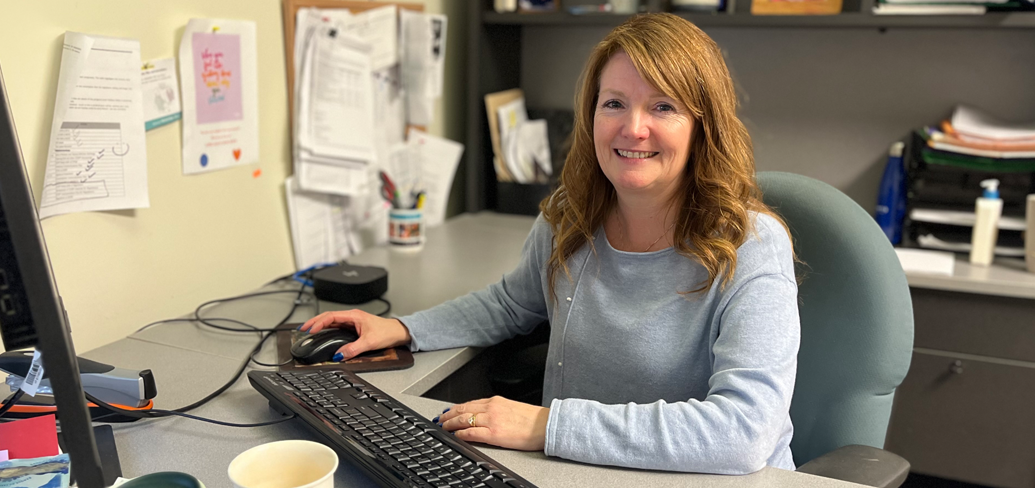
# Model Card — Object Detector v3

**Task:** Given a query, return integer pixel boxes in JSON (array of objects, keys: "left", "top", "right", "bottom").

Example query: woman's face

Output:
[{"left": 594, "top": 52, "right": 694, "bottom": 203}]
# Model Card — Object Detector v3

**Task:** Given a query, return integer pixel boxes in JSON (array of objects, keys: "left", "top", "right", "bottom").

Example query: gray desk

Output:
[{"left": 88, "top": 212, "right": 861, "bottom": 488}]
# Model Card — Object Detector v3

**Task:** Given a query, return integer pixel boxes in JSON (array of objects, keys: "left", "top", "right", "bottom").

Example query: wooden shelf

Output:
[{"left": 483, "top": 10, "right": 1035, "bottom": 29}]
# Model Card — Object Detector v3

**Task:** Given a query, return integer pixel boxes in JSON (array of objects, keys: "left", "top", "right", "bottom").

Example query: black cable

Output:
[
  {"left": 192, "top": 289, "right": 316, "bottom": 333},
  {"left": 250, "top": 356, "right": 295, "bottom": 367},
  {"left": 373, "top": 297, "right": 391, "bottom": 317},
  {"left": 263, "top": 270, "right": 298, "bottom": 286},
  {"left": 85, "top": 392, "right": 297, "bottom": 428},
  {"left": 0, "top": 390, "right": 25, "bottom": 418},
  {"left": 193, "top": 289, "right": 316, "bottom": 320},
  {"left": 136, "top": 316, "right": 265, "bottom": 334},
  {"left": 130, "top": 280, "right": 314, "bottom": 416},
  {"left": 176, "top": 274, "right": 317, "bottom": 413},
  {"left": 172, "top": 296, "right": 305, "bottom": 413},
  {"left": 91, "top": 271, "right": 319, "bottom": 424}
]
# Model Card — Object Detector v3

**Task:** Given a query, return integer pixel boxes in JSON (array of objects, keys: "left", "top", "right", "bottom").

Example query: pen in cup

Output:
[{"left": 411, "top": 191, "right": 426, "bottom": 210}]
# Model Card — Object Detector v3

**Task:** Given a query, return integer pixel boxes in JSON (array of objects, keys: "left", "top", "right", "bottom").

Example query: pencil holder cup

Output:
[{"left": 389, "top": 209, "right": 424, "bottom": 251}]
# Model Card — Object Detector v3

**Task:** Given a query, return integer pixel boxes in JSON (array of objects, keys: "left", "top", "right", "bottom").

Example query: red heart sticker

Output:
[{"left": 233, "top": 149, "right": 242, "bottom": 160}]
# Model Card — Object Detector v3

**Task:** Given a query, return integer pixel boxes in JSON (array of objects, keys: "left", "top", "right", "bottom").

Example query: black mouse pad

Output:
[{"left": 275, "top": 322, "right": 414, "bottom": 373}]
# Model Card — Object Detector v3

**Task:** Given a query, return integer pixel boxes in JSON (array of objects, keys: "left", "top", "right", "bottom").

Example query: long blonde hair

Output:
[{"left": 540, "top": 13, "right": 788, "bottom": 300}]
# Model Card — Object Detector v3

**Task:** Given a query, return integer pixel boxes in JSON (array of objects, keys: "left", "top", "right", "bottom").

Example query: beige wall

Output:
[{"left": 0, "top": 0, "right": 464, "bottom": 354}]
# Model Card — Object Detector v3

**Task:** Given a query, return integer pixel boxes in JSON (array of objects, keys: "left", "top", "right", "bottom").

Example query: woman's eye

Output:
[
  {"left": 602, "top": 99, "right": 623, "bottom": 110},
  {"left": 656, "top": 103, "right": 676, "bottom": 113}
]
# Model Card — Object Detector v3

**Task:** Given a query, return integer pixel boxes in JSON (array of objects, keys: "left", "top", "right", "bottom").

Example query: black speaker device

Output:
[{"left": 312, "top": 264, "right": 388, "bottom": 304}]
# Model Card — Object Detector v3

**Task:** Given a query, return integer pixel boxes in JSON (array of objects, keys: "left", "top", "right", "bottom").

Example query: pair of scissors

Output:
[{"left": 379, "top": 171, "right": 397, "bottom": 208}]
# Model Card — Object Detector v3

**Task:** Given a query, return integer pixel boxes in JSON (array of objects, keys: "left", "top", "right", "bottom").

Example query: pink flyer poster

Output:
[{"left": 192, "top": 32, "right": 242, "bottom": 124}]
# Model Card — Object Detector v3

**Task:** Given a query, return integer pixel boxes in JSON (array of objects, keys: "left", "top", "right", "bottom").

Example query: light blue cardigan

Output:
[{"left": 399, "top": 213, "right": 800, "bottom": 474}]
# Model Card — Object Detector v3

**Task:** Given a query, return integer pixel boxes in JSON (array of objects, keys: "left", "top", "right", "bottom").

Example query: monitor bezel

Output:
[{"left": 0, "top": 64, "right": 106, "bottom": 488}]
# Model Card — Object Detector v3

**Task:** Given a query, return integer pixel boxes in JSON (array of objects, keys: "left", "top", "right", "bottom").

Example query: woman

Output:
[{"left": 301, "top": 13, "right": 799, "bottom": 474}]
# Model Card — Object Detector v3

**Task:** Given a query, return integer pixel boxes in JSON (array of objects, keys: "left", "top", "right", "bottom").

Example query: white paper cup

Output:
[
  {"left": 228, "top": 440, "right": 338, "bottom": 488},
  {"left": 388, "top": 209, "right": 424, "bottom": 251}
]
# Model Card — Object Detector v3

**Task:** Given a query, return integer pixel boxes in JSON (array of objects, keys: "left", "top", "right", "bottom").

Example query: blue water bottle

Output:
[{"left": 875, "top": 141, "right": 907, "bottom": 245}]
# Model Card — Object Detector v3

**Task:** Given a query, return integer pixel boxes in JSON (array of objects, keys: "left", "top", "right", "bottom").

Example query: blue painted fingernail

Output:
[
  {"left": 442, "top": 408, "right": 450, "bottom": 413},
  {"left": 332, "top": 352, "right": 344, "bottom": 362},
  {"left": 437, "top": 423, "right": 443, "bottom": 427},
  {"left": 432, "top": 416, "right": 439, "bottom": 423},
  {"left": 296, "top": 325, "right": 303, "bottom": 330}
]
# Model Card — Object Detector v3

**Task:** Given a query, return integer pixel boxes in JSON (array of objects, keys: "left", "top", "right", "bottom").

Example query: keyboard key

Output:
[{"left": 359, "top": 406, "right": 381, "bottom": 418}]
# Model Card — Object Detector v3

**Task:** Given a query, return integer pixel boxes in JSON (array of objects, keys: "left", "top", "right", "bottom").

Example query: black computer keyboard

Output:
[{"left": 248, "top": 370, "right": 538, "bottom": 488}]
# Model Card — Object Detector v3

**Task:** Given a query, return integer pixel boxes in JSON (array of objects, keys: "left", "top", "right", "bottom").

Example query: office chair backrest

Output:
[{"left": 756, "top": 172, "right": 914, "bottom": 467}]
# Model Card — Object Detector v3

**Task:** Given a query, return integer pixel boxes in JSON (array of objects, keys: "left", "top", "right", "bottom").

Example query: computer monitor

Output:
[{"left": 0, "top": 64, "right": 106, "bottom": 487}]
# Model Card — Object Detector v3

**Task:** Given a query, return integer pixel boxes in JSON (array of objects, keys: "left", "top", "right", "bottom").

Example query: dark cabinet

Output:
[{"left": 886, "top": 288, "right": 1035, "bottom": 488}]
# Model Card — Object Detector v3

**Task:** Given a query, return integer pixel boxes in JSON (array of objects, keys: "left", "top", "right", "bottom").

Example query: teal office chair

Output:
[{"left": 757, "top": 172, "right": 915, "bottom": 487}]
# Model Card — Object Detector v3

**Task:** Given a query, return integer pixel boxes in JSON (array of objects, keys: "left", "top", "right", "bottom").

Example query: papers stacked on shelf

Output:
[
  {"left": 916, "top": 106, "right": 1035, "bottom": 168},
  {"left": 872, "top": 0, "right": 1018, "bottom": 14},
  {"left": 484, "top": 89, "right": 552, "bottom": 184},
  {"left": 900, "top": 106, "right": 1035, "bottom": 259}
]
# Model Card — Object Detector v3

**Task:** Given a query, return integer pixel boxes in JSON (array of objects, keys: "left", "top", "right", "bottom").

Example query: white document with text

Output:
[{"left": 40, "top": 32, "right": 149, "bottom": 219}]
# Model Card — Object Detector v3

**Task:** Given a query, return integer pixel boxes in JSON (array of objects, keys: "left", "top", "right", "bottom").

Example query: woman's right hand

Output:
[{"left": 299, "top": 310, "right": 412, "bottom": 361}]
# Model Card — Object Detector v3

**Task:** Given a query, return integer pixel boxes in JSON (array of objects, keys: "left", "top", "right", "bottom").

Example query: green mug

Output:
[{"left": 117, "top": 471, "right": 205, "bottom": 488}]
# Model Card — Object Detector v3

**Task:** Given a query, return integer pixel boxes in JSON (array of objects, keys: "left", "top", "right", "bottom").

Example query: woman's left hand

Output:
[{"left": 433, "top": 396, "right": 550, "bottom": 451}]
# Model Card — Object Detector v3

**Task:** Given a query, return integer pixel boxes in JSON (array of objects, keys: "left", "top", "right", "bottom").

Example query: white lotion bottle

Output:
[{"left": 970, "top": 178, "right": 1002, "bottom": 266}]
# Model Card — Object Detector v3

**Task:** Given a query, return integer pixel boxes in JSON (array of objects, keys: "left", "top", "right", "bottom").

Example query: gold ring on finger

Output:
[{"left": 468, "top": 413, "right": 477, "bottom": 428}]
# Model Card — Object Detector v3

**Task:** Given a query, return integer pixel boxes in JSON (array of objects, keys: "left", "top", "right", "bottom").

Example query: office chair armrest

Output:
[{"left": 796, "top": 445, "right": 910, "bottom": 488}]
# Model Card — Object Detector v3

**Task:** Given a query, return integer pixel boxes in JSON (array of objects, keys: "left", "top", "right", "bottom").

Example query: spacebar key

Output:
[
  {"left": 370, "top": 402, "right": 400, "bottom": 419},
  {"left": 481, "top": 479, "right": 509, "bottom": 488}
]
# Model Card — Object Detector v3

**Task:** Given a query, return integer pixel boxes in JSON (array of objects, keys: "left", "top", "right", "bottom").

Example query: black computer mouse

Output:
[{"left": 291, "top": 328, "right": 360, "bottom": 365}]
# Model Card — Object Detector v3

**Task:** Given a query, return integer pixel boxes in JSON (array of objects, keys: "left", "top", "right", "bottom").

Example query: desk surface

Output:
[
  {"left": 904, "top": 255, "right": 1035, "bottom": 300},
  {"left": 89, "top": 212, "right": 862, "bottom": 488}
]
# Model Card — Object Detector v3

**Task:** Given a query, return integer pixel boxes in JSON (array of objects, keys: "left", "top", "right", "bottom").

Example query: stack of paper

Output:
[
  {"left": 294, "top": 8, "right": 381, "bottom": 197},
  {"left": 873, "top": 4, "right": 988, "bottom": 14},
  {"left": 914, "top": 106, "right": 1035, "bottom": 172},
  {"left": 924, "top": 105, "right": 1035, "bottom": 159},
  {"left": 484, "top": 89, "right": 552, "bottom": 184},
  {"left": 286, "top": 6, "right": 457, "bottom": 270},
  {"left": 873, "top": 0, "right": 1005, "bottom": 14}
]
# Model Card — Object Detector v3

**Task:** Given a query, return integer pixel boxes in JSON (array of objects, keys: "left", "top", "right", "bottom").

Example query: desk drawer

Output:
[
  {"left": 911, "top": 288, "right": 1035, "bottom": 363},
  {"left": 885, "top": 350, "right": 1035, "bottom": 488}
]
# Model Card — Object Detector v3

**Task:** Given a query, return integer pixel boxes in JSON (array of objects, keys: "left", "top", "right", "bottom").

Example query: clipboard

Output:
[
  {"left": 282, "top": 0, "right": 424, "bottom": 138},
  {"left": 275, "top": 322, "right": 414, "bottom": 373}
]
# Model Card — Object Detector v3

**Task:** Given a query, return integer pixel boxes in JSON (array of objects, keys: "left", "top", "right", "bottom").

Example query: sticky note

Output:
[
  {"left": 0, "top": 414, "right": 59, "bottom": 460},
  {"left": 0, "top": 450, "right": 8, "bottom": 462}
]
